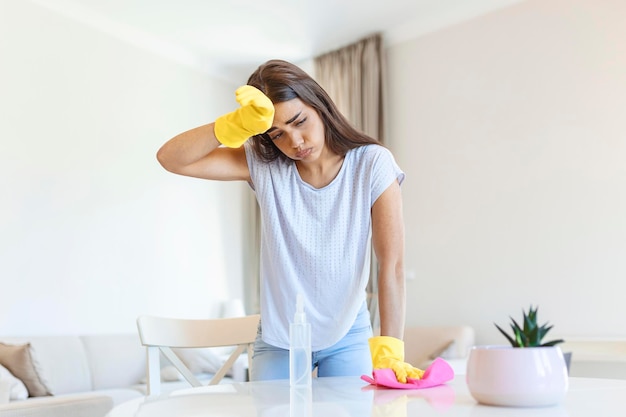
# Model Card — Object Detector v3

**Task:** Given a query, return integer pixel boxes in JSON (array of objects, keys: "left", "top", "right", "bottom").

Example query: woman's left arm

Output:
[{"left": 371, "top": 179, "right": 406, "bottom": 339}]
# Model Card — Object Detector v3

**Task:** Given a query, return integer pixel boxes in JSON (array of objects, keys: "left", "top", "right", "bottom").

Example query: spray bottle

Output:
[{"left": 289, "top": 293, "right": 312, "bottom": 387}]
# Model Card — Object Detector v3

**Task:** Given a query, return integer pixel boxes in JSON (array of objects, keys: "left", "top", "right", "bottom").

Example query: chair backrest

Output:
[{"left": 136, "top": 314, "right": 260, "bottom": 396}]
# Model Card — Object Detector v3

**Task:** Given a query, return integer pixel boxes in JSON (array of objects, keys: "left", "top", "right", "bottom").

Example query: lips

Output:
[{"left": 295, "top": 148, "right": 312, "bottom": 159}]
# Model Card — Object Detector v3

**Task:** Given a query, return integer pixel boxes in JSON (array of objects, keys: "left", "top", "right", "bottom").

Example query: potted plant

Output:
[{"left": 466, "top": 305, "right": 569, "bottom": 407}]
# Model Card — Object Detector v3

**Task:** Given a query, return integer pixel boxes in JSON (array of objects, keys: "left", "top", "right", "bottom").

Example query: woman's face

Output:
[{"left": 266, "top": 98, "right": 326, "bottom": 162}]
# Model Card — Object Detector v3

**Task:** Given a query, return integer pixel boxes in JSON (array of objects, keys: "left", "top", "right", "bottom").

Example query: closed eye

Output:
[{"left": 270, "top": 117, "right": 307, "bottom": 140}]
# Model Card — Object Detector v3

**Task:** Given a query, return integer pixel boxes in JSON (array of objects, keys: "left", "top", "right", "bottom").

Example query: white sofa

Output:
[
  {"left": 0, "top": 333, "right": 245, "bottom": 417},
  {"left": 560, "top": 337, "right": 626, "bottom": 379}
]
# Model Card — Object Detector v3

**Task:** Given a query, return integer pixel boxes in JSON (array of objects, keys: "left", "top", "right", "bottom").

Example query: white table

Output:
[{"left": 107, "top": 376, "right": 626, "bottom": 417}]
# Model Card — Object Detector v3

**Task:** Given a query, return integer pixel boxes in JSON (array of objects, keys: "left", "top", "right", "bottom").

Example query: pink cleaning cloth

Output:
[{"left": 361, "top": 357, "right": 454, "bottom": 389}]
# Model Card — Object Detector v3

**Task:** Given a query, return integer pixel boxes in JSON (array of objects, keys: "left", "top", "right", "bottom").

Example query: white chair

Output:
[{"left": 136, "top": 314, "right": 261, "bottom": 396}]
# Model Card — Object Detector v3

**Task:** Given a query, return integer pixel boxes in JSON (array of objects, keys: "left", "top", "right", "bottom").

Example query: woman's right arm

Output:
[
  {"left": 156, "top": 122, "right": 250, "bottom": 181},
  {"left": 156, "top": 85, "right": 275, "bottom": 182}
]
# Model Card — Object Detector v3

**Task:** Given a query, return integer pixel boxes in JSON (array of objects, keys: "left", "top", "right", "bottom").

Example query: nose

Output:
[{"left": 289, "top": 131, "right": 304, "bottom": 148}]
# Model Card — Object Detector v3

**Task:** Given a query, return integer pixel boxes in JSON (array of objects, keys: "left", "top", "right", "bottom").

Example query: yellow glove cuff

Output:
[
  {"left": 369, "top": 336, "right": 405, "bottom": 366},
  {"left": 213, "top": 120, "right": 252, "bottom": 148}
]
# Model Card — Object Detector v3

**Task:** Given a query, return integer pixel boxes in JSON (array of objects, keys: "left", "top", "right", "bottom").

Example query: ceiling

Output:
[{"left": 31, "top": 0, "right": 523, "bottom": 83}]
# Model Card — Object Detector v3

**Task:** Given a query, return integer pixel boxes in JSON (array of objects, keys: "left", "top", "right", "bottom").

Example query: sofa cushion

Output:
[
  {"left": 0, "top": 343, "right": 51, "bottom": 397},
  {"left": 0, "top": 364, "right": 28, "bottom": 401},
  {"left": 81, "top": 334, "right": 145, "bottom": 390},
  {"left": 89, "top": 388, "right": 143, "bottom": 406},
  {"left": 0, "top": 392, "right": 113, "bottom": 417},
  {"left": 0, "top": 336, "right": 94, "bottom": 396}
]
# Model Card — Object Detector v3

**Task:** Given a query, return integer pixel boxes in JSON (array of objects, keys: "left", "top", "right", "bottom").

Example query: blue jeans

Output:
[{"left": 250, "top": 303, "right": 373, "bottom": 381}]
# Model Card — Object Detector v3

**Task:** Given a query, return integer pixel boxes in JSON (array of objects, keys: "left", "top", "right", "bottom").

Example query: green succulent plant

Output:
[{"left": 495, "top": 305, "right": 564, "bottom": 348}]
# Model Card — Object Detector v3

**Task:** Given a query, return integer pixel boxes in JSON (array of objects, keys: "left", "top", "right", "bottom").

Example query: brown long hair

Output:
[{"left": 246, "top": 59, "right": 380, "bottom": 162}]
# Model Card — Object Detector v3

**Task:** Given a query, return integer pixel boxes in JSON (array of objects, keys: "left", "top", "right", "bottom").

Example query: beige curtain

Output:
[{"left": 314, "top": 33, "right": 385, "bottom": 330}]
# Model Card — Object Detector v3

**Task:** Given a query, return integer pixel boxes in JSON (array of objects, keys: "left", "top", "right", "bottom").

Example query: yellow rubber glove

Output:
[
  {"left": 369, "top": 336, "right": 425, "bottom": 383},
  {"left": 214, "top": 85, "right": 274, "bottom": 148}
]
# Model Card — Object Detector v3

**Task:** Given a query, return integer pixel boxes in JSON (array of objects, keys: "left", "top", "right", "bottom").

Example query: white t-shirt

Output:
[{"left": 245, "top": 143, "right": 405, "bottom": 350}]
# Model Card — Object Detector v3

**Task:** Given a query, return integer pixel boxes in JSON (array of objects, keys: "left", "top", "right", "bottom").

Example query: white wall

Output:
[
  {"left": 386, "top": 0, "right": 626, "bottom": 344},
  {"left": 0, "top": 0, "right": 248, "bottom": 335}
]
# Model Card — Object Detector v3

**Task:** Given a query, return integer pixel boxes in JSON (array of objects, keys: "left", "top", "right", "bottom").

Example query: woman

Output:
[{"left": 157, "top": 59, "right": 422, "bottom": 382}]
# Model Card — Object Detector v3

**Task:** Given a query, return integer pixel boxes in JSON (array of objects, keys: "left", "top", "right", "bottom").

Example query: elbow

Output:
[
  {"left": 377, "top": 256, "right": 404, "bottom": 284},
  {"left": 395, "top": 254, "right": 404, "bottom": 276},
  {"left": 155, "top": 147, "right": 167, "bottom": 168},
  {"left": 156, "top": 146, "right": 176, "bottom": 173}
]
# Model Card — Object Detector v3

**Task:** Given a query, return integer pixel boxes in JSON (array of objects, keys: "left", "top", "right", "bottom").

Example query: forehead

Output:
[{"left": 272, "top": 98, "right": 304, "bottom": 122}]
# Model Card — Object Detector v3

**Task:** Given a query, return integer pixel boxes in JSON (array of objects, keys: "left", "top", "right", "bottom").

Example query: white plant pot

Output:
[{"left": 466, "top": 345, "right": 569, "bottom": 407}]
